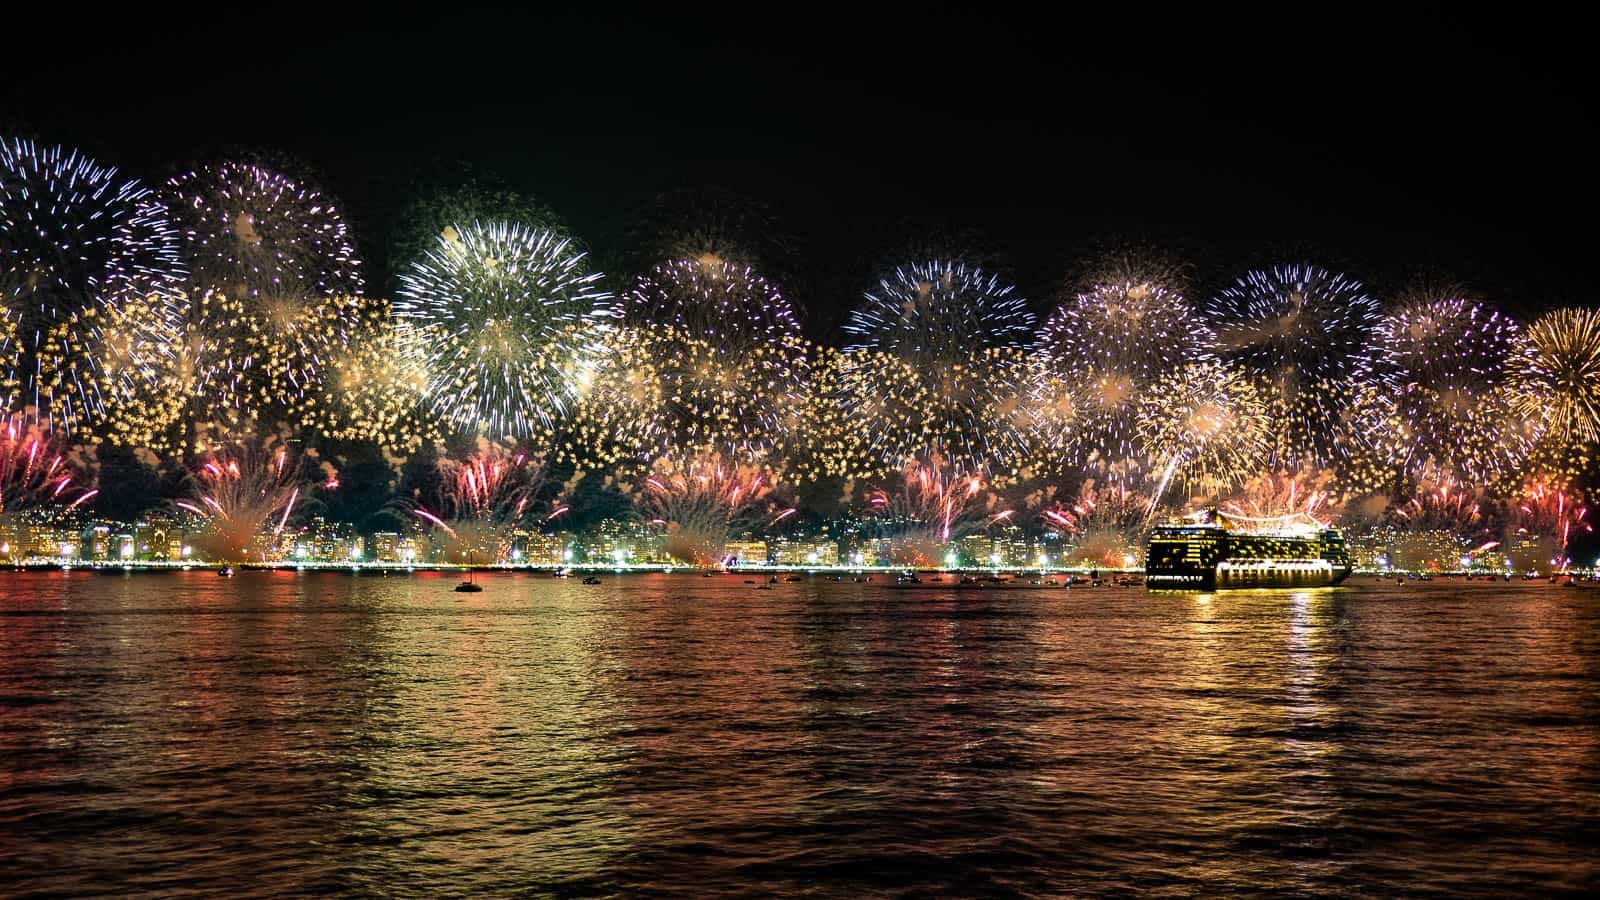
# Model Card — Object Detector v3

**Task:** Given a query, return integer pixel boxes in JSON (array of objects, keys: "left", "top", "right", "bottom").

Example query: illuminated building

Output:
[
  {"left": 80, "top": 524, "right": 112, "bottom": 561},
  {"left": 769, "top": 537, "right": 835, "bottom": 565},
  {"left": 371, "top": 532, "right": 402, "bottom": 562},
  {"left": 725, "top": 540, "right": 769, "bottom": 565},
  {"left": 514, "top": 531, "right": 567, "bottom": 566},
  {"left": 1389, "top": 530, "right": 1467, "bottom": 573},
  {"left": 581, "top": 519, "right": 663, "bottom": 564}
]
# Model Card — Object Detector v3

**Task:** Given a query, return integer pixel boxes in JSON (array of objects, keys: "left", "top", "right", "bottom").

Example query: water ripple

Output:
[{"left": 1, "top": 572, "right": 1597, "bottom": 895}]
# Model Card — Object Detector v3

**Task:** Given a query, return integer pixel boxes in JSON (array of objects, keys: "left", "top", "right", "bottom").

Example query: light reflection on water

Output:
[{"left": 1, "top": 571, "right": 1597, "bottom": 895}]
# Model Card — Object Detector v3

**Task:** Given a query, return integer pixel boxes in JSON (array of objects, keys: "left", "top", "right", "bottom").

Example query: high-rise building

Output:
[
  {"left": 371, "top": 532, "right": 402, "bottom": 562},
  {"left": 725, "top": 540, "right": 769, "bottom": 565}
]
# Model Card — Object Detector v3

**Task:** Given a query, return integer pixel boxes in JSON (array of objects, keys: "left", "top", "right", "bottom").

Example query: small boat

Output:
[
  {"left": 854, "top": 576, "right": 869, "bottom": 583},
  {"left": 582, "top": 576, "right": 601, "bottom": 585},
  {"left": 454, "top": 579, "right": 482, "bottom": 593},
  {"left": 218, "top": 566, "right": 234, "bottom": 577},
  {"left": 784, "top": 575, "right": 802, "bottom": 583},
  {"left": 886, "top": 577, "right": 1066, "bottom": 591},
  {"left": 553, "top": 568, "right": 572, "bottom": 578},
  {"left": 768, "top": 576, "right": 779, "bottom": 584},
  {"left": 743, "top": 579, "right": 757, "bottom": 584}
]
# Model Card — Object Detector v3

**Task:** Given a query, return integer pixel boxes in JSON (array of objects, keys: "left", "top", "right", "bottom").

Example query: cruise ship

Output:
[{"left": 1144, "top": 508, "right": 1353, "bottom": 590}]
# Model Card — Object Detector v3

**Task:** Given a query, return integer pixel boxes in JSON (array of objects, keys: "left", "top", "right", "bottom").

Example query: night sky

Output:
[{"left": 3, "top": 10, "right": 1590, "bottom": 338}]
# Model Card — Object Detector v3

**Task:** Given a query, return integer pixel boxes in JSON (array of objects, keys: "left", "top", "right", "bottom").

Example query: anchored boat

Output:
[{"left": 885, "top": 574, "right": 1068, "bottom": 591}]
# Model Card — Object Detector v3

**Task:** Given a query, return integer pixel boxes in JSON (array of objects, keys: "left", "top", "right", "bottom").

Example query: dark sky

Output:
[{"left": 3, "top": 9, "right": 1592, "bottom": 335}]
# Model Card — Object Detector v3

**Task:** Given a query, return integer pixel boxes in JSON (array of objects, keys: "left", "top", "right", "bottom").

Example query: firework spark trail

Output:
[{"left": 1148, "top": 456, "right": 1180, "bottom": 517}]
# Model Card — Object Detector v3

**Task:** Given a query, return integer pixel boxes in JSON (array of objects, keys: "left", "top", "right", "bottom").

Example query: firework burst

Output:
[
  {"left": 864, "top": 460, "right": 1013, "bottom": 567},
  {"left": 571, "top": 326, "right": 811, "bottom": 467},
  {"left": 1365, "top": 295, "right": 1528, "bottom": 483},
  {"left": 1006, "top": 360, "right": 1081, "bottom": 476},
  {"left": 1507, "top": 308, "right": 1600, "bottom": 486},
  {"left": 0, "top": 138, "right": 186, "bottom": 433},
  {"left": 152, "top": 162, "right": 369, "bottom": 430},
  {"left": 622, "top": 185, "right": 798, "bottom": 283},
  {"left": 163, "top": 161, "right": 362, "bottom": 300},
  {"left": 829, "top": 262, "right": 1034, "bottom": 479},
  {"left": 633, "top": 455, "right": 794, "bottom": 566},
  {"left": 0, "top": 415, "right": 97, "bottom": 521},
  {"left": 1039, "top": 279, "right": 1212, "bottom": 470},
  {"left": 1509, "top": 480, "right": 1592, "bottom": 572},
  {"left": 1136, "top": 360, "right": 1270, "bottom": 497},
  {"left": 174, "top": 290, "right": 376, "bottom": 436},
  {"left": 412, "top": 443, "right": 555, "bottom": 565},
  {"left": 620, "top": 256, "right": 801, "bottom": 348},
  {"left": 395, "top": 221, "right": 614, "bottom": 439},
  {"left": 815, "top": 345, "right": 1033, "bottom": 481},
  {"left": 1207, "top": 265, "right": 1383, "bottom": 468},
  {"left": 309, "top": 301, "right": 441, "bottom": 455},
  {"left": 1039, "top": 480, "right": 1152, "bottom": 569},
  {"left": 844, "top": 260, "right": 1034, "bottom": 362},
  {"left": 175, "top": 442, "right": 304, "bottom": 562}
]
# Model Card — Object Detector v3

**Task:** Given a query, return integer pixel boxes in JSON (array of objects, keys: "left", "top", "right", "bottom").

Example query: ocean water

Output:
[{"left": 1, "top": 571, "right": 1597, "bottom": 896}]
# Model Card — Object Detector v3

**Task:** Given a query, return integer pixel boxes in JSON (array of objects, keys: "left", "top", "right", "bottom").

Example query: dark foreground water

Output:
[{"left": 2, "top": 572, "right": 1597, "bottom": 896}]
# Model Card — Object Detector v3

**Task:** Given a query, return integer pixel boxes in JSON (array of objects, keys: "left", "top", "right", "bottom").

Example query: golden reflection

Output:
[
  {"left": 1166, "top": 587, "right": 1348, "bottom": 886},
  {"left": 328, "top": 574, "right": 637, "bottom": 886}
]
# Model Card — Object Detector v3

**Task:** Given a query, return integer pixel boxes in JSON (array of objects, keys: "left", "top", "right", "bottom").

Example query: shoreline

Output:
[{"left": 3, "top": 561, "right": 1589, "bottom": 580}]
